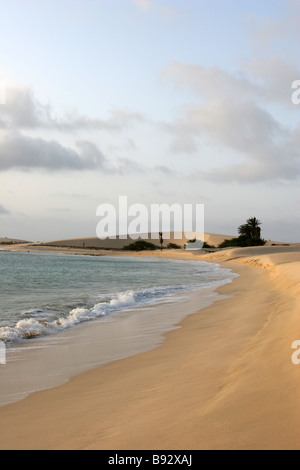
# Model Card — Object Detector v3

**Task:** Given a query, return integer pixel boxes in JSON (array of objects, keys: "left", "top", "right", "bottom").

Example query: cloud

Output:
[
  {"left": 178, "top": 100, "right": 285, "bottom": 152},
  {"left": 168, "top": 99, "right": 300, "bottom": 183},
  {"left": 199, "top": 147, "right": 300, "bottom": 184},
  {"left": 163, "top": 61, "right": 300, "bottom": 183},
  {"left": 248, "top": 1, "right": 300, "bottom": 52},
  {"left": 49, "top": 208, "right": 73, "bottom": 213},
  {"left": 242, "top": 57, "right": 300, "bottom": 104},
  {"left": 0, "top": 204, "right": 10, "bottom": 215},
  {"left": 0, "top": 86, "right": 145, "bottom": 131},
  {"left": 163, "top": 62, "right": 261, "bottom": 101},
  {"left": 0, "top": 87, "right": 44, "bottom": 128},
  {"left": 163, "top": 60, "right": 300, "bottom": 105},
  {"left": 59, "top": 107, "right": 145, "bottom": 132},
  {"left": 0, "top": 132, "right": 129, "bottom": 172},
  {"left": 0, "top": 80, "right": 148, "bottom": 176},
  {"left": 170, "top": 134, "right": 198, "bottom": 155}
]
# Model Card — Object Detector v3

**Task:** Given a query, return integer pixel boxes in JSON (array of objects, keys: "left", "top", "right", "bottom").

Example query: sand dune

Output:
[
  {"left": 2, "top": 231, "right": 295, "bottom": 254},
  {"left": 0, "top": 237, "right": 30, "bottom": 244},
  {"left": 11, "top": 232, "right": 294, "bottom": 252},
  {"left": 34, "top": 232, "right": 235, "bottom": 249}
]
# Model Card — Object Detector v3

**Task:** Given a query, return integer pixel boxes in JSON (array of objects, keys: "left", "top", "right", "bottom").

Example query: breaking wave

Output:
[
  {"left": 0, "top": 284, "right": 199, "bottom": 343},
  {"left": 0, "top": 259, "right": 237, "bottom": 344}
]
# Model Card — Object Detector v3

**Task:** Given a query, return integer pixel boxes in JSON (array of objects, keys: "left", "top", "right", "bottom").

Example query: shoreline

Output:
[
  {"left": 0, "top": 246, "right": 300, "bottom": 449},
  {"left": 0, "top": 278, "right": 230, "bottom": 408}
]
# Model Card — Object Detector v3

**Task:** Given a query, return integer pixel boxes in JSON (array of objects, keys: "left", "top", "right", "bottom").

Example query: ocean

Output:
[
  {"left": 0, "top": 250, "right": 238, "bottom": 406},
  {"left": 0, "top": 251, "right": 236, "bottom": 344}
]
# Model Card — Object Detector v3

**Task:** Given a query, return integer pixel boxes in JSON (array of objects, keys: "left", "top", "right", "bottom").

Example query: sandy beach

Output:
[
  {"left": 0, "top": 244, "right": 299, "bottom": 450},
  {"left": 2, "top": 0, "right": 299, "bottom": 453}
]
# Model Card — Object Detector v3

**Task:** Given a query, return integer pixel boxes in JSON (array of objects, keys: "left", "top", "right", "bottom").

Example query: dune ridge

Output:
[{"left": 34, "top": 232, "right": 235, "bottom": 249}]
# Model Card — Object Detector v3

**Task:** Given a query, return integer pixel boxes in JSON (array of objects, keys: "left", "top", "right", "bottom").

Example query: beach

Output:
[
  {"left": 0, "top": 244, "right": 299, "bottom": 450},
  {"left": 1, "top": 0, "right": 299, "bottom": 453}
]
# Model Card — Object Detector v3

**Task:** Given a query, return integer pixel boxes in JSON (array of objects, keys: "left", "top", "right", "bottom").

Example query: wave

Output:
[
  {"left": 0, "top": 262, "right": 237, "bottom": 344},
  {"left": 0, "top": 284, "right": 198, "bottom": 343}
]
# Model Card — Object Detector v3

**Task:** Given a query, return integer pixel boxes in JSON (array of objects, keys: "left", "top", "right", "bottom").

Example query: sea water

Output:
[
  {"left": 0, "top": 251, "right": 235, "bottom": 344},
  {"left": 0, "top": 251, "right": 237, "bottom": 406}
]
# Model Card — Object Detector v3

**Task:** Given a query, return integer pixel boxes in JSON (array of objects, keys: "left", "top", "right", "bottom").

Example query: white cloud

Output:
[
  {"left": 0, "top": 131, "right": 144, "bottom": 173},
  {"left": 170, "top": 134, "right": 198, "bottom": 155},
  {"left": 179, "top": 100, "right": 285, "bottom": 152},
  {"left": 243, "top": 57, "right": 300, "bottom": 104},
  {"left": 163, "top": 62, "right": 262, "bottom": 101},
  {"left": 0, "top": 204, "right": 10, "bottom": 215},
  {"left": 0, "top": 83, "right": 147, "bottom": 175},
  {"left": 163, "top": 60, "right": 300, "bottom": 106},
  {"left": 248, "top": 1, "right": 300, "bottom": 51},
  {"left": 163, "top": 61, "right": 300, "bottom": 183},
  {"left": 0, "top": 86, "right": 145, "bottom": 131},
  {"left": 199, "top": 147, "right": 300, "bottom": 184},
  {"left": 0, "top": 132, "right": 103, "bottom": 171}
]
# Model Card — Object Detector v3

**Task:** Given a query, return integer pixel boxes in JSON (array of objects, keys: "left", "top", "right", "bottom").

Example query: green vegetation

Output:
[
  {"left": 219, "top": 217, "right": 266, "bottom": 249},
  {"left": 167, "top": 243, "right": 182, "bottom": 250},
  {"left": 0, "top": 241, "right": 23, "bottom": 245},
  {"left": 123, "top": 240, "right": 159, "bottom": 252},
  {"left": 203, "top": 242, "right": 216, "bottom": 249},
  {"left": 219, "top": 236, "right": 250, "bottom": 248}
]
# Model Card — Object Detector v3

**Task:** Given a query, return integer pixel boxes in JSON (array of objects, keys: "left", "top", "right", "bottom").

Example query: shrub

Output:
[
  {"left": 203, "top": 242, "right": 216, "bottom": 249},
  {"left": 123, "top": 241, "right": 159, "bottom": 252},
  {"left": 167, "top": 243, "right": 182, "bottom": 250},
  {"left": 219, "top": 235, "right": 266, "bottom": 249}
]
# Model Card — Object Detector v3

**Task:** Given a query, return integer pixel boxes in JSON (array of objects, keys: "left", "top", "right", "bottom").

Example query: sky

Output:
[{"left": 0, "top": 0, "right": 299, "bottom": 242}]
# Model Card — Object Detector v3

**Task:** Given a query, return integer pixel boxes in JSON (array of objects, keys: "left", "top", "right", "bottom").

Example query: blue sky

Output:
[
  {"left": 0, "top": 0, "right": 289, "bottom": 114},
  {"left": 0, "top": 0, "right": 299, "bottom": 241}
]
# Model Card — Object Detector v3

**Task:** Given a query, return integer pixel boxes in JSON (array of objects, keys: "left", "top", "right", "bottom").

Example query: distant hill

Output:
[
  {"left": 39, "top": 233, "right": 235, "bottom": 250},
  {"left": 0, "top": 237, "right": 31, "bottom": 245}
]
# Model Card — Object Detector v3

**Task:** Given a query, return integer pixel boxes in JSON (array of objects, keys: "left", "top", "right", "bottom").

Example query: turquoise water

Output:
[{"left": 0, "top": 251, "right": 236, "bottom": 343}]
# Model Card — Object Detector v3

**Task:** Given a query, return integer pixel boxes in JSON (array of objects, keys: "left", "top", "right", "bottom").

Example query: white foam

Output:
[
  {"left": 0, "top": 291, "right": 140, "bottom": 343},
  {"left": 0, "top": 262, "right": 238, "bottom": 344}
]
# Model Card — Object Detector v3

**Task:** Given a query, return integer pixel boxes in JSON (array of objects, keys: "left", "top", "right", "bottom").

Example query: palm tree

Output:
[
  {"left": 238, "top": 217, "right": 262, "bottom": 243},
  {"left": 159, "top": 232, "right": 164, "bottom": 251},
  {"left": 219, "top": 217, "right": 265, "bottom": 248}
]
